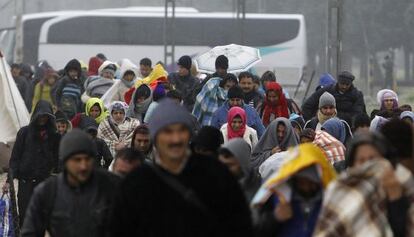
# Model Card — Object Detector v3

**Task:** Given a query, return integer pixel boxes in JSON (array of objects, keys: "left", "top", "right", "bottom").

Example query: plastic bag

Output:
[{"left": 0, "top": 194, "right": 14, "bottom": 237}]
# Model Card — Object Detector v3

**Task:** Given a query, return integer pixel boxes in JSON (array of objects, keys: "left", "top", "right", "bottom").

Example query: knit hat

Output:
[
  {"left": 178, "top": 55, "right": 192, "bottom": 71},
  {"left": 319, "top": 92, "right": 336, "bottom": 108},
  {"left": 101, "top": 63, "right": 117, "bottom": 76},
  {"left": 148, "top": 98, "right": 193, "bottom": 141},
  {"left": 79, "top": 116, "right": 99, "bottom": 132},
  {"left": 338, "top": 71, "right": 355, "bottom": 84},
  {"left": 215, "top": 55, "right": 229, "bottom": 70},
  {"left": 318, "top": 73, "right": 336, "bottom": 89},
  {"left": 192, "top": 126, "right": 224, "bottom": 151},
  {"left": 59, "top": 129, "right": 97, "bottom": 162},
  {"left": 55, "top": 110, "right": 68, "bottom": 123},
  {"left": 153, "top": 83, "right": 166, "bottom": 102},
  {"left": 227, "top": 86, "right": 244, "bottom": 100}
]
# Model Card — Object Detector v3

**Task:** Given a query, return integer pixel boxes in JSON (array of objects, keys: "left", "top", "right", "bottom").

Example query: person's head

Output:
[
  {"left": 352, "top": 113, "right": 371, "bottom": 133},
  {"left": 220, "top": 73, "right": 238, "bottom": 91},
  {"left": 55, "top": 110, "right": 70, "bottom": 135},
  {"left": 252, "top": 75, "right": 261, "bottom": 90},
  {"left": 78, "top": 116, "right": 99, "bottom": 138},
  {"left": 112, "top": 148, "right": 144, "bottom": 177},
  {"left": 277, "top": 122, "right": 286, "bottom": 144},
  {"left": 177, "top": 55, "right": 192, "bottom": 77},
  {"left": 321, "top": 118, "right": 346, "bottom": 144},
  {"left": 123, "top": 70, "right": 136, "bottom": 82},
  {"left": 261, "top": 71, "right": 276, "bottom": 89},
  {"left": 191, "top": 126, "right": 224, "bottom": 157},
  {"left": 166, "top": 90, "right": 183, "bottom": 104},
  {"left": 96, "top": 53, "right": 107, "bottom": 62},
  {"left": 89, "top": 104, "right": 101, "bottom": 119},
  {"left": 134, "top": 85, "right": 152, "bottom": 105},
  {"left": 215, "top": 55, "right": 228, "bottom": 77},
  {"left": 148, "top": 99, "right": 193, "bottom": 162},
  {"left": 319, "top": 92, "right": 336, "bottom": 117},
  {"left": 370, "top": 115, "right": 389, "bottom": 132},
  {"left": 291, "top": 166, "right": 321, "bottom": 199},
  {"left": 316, "top": 73, "right": 336, "bottom": 91},
  {"left": 227, "top": 86, "right": 244, "bottom": 108},
  {"left": 378, "top": 89, "right": 398, "bottom": 111},
  {"left": 100, "top": 63, "right": 117, "bottom": 79},
  {"left": 219, "top": 138, "right": 251, "bottom": 178},
  {"left": 109, "top": 101, "right": 128, "bottom": 124},
  {"left": 399, "top": 104, "right": 412, "bottom": 112},
  {"left": 290, "top": 114, "right": 305, "bottom": 137},
  {"left": 238, "top": 71, "right": 254, "bottom": 94},
  {"left": 228, "top": 106, "right": 246, "bottom": 133},
  {"left": 11, "top": 63, "right": 21, "bottom": 78},
  {"left": 59, "top": 129, "right": 97, "bottom": 186},
  {"left": 140, "top": 58, "right": 152, "bottom": 77},
  {"left": 265, "top": 82, "right": 283, "bottom": 106},
  {"left": 381, "top": 119, "right": 413, "bottom": 171},
  {"left": 401, "top": 111, "right": 414, "bottom": 125},
  {"left": 64, "top": 59, "right": 81, "bottom": 80},
  {"left": 346, "top": 132, "right": 389, "bottom": 168},
  {"left": 299, "top": 128, "right": 316, "bottom": 144},
  {"left": 45, "top": 70, "right": 58, "bottom": 86},
  {"left": 337, "top": 71, "right": 354, "bottom": 93},
  {"left": 152, "top": 83, "right": 166, "bottom": 102},
  {"left": 131, "top": 125, "right": 152, "bottom": 154}
]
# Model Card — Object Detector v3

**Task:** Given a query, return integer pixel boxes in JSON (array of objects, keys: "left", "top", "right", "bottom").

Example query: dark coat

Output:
[
  {"left": 95, "top": 138, "right": 113, "bottom": 169},
  {"left": 168, "top": 72, "right": 199, "bottom": 112},
  {"left": 21, "top": 169, "right": 120, "bottom": 237},
  {"left": 301, "top": 84, "right": 366, "bottom": 123},
  {"left": 9, "top": 100, "right": 60, "bottom": 180},
  {"left": 244, "top": 90, "right": 263, "bottom": 110},
  {"left": 110, "top": 154, "right": 253, "bottom": 237}
]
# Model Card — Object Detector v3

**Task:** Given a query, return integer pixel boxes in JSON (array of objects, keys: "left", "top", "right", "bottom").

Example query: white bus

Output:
[
  {"left": 0, "top": 11, "right": 85, "bottom": 65},
  {"left": 38, "top": 10, "right": 307, "bottom": 86}
]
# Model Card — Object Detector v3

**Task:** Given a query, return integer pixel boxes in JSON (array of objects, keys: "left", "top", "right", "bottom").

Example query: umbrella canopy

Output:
[{"left": 194, "top": 44, "right": 261, "bottom": 73}]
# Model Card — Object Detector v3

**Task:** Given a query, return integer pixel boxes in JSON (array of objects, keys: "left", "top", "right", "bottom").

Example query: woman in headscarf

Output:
[
  {"left": 98, "top": 101, "right": 140, "bottom": 158},
  {"left": 127, "top": 84, "right": 152, "bottom": 123},
  {"left": 220, "top": 106, "right": 258, "bottom": 149},
  {"left": 371, "top": 89, "right": 399, "bottom": 119},
  {"left": 251, "top": 117, "right": 299, "bottom": 170},
  {"left": 321, "top": 117, "right": 347, "bottom": 145},
  {"left": 71, "top": 97, "right": 109, "bottom": 128},
  {"left": 258, "top": 82, "right": 289, "bottom": 127}
]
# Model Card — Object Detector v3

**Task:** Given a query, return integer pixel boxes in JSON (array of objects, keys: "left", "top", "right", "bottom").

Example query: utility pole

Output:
[
  {"left": 164, "top": 0, "right": 175, "bottom": 68},
  {"left": 14, "top": 0, "right": 24, "bottom": 63},
  {"left": 326, "top": 0, "right": 343, "bottom": 76},
  {"left": 236, "top": 0, "right": 246, "bottom": 44}
]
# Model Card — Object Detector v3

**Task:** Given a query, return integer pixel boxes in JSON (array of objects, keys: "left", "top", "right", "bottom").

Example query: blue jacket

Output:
[{"left": 211, "top": 102, "right": 265, "bottom": 138}]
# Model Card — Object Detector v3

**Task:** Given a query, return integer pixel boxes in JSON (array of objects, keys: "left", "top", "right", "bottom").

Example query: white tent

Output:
[{"left": 0, "top": 51, "right": 30, "bottom": 143}]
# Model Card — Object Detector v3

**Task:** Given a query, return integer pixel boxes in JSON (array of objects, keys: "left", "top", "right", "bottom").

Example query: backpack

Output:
[{"left": 61, "top": 82, "right": 82, "bottom": 119}]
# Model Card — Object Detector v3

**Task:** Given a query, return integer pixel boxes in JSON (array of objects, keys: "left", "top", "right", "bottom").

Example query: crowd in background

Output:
[{"left": 3, "top": 53, "right": 414, "bottom": 237}]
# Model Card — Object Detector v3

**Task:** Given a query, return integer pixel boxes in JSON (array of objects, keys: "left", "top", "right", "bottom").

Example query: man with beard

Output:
[
  {"left": 21, "top": 129, "right": 119, "bottom": 237},
  {"left": 110, "top": 99, "right": 253, "bottom": 237},
  {"left": 3, "top": 100, "right": 60, "bottom": 226}
]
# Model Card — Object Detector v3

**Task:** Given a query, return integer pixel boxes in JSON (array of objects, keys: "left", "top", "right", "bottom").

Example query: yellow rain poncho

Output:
[{"left": 252, "top": 143, "right": 337, "bottom": 206}]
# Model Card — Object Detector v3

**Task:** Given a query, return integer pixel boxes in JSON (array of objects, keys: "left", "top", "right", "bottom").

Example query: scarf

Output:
[
  {"left": 227, "top": 107, "right": 246, "bottom": 140},
  {"left": 121, "top": 78, "right": 135, "bottom": 88},
  {"left": 317, "top": 109, "right": 337, "bottom": 126},
  {"left": 262, "top": 82, "right": 289, "bottom": 126}
]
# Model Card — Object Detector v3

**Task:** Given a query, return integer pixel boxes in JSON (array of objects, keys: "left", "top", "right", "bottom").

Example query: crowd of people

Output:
[{"left": 3, "top": 53, "right": 414, "bottom": 237}]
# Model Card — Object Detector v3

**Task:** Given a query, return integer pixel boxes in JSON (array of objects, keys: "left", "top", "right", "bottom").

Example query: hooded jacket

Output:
[
  {"left": 71, "top": 98, "right": 108, "bottom": 128},
  {"left": 251, "top": 118, "right": 299, "bottom": 170},
  {"left": 221, "top": 138, "right": 261, "bottom": 201},
  {"left": 9, "top": 100, "right": 61, "bottom": 180},
  {"left": 82, "top": 61, "right": 117, "bottom": 103},
  {"left": 127, "top": 84, "right": 152, "bottom": 123},
  {"left": 109, "top": 59, "right": 138, "bottom": 103}
]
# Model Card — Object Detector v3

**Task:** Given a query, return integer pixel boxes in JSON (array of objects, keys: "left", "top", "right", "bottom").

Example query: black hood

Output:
[
  {"left": 31, "top": 100, "right": 55, "bottom": 125},
  {"left": 64, "top": 59, "right": 81, "bottom": 76}
]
